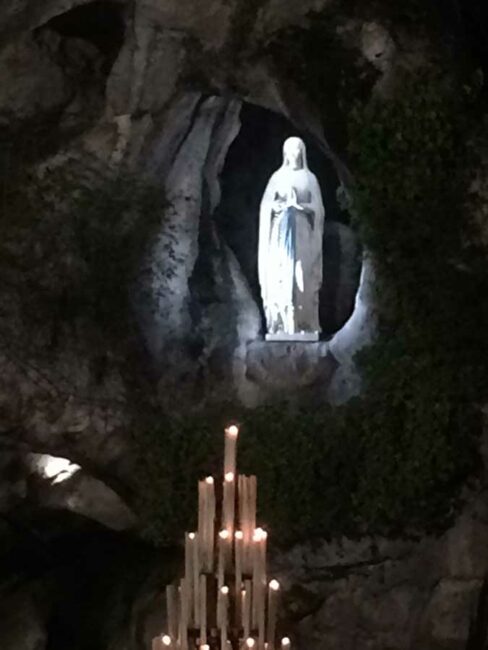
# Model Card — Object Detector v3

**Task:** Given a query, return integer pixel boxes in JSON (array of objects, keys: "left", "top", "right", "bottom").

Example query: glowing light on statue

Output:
[{"left": 258, "top": 137, "right": 325, "bottom": 341}]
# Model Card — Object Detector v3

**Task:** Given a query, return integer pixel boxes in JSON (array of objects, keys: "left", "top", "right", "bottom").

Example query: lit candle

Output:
[
  {"left": 222, "top": 471, "right": 236, "bottom": 537},
  {"left": 218, "top": 529, "right": 230, "bottom": 589},
  {"left": 266, "top": 580, "right": 280, "bottom": 649},
  {"left": 246, "top": 638, "right": 256, "bottom": 649},
  {"left": 243, "top": 579, "right": 252, "bottom": 639},
  {"left": 224, "top": 424, "right": 239, "bottom": 476},
  {"left": 235, "top": 530, "right": 244, "bottom": 608},
  {"left": 220, "top": 586, "right": 229, "bottom": 648},
  {"left": 198, "top": 480, "right": 206, "bottom": 571},
  {"left": 281, "top": 638, "right": 291, "bottom": 650},
  {"left": 185, "top": 533, "right": 195, "bottom": 624},
  {"left": 166, "top": 585, "right": 178, "bottom": 640},
  {"left": 198, "top": 477, "right": 216, "bottom": 572},
  {"left": 252, "top": 528, "right": 267, "bottom": 627},
  {"left": 206, "top": 477, "right": 216, "bottom": 572},
  {"left": 200, "top": 575, "right": 207, "bottom": 645},
  {"left": 162, "top": 636, "right": 172, "bottom": 648},
  {"left": 179, "top": 578, "right": 189, "bottom": 650},
  {"left": 258, "top": 605, "right": 265, "bottom": 650},
  {"left": 239, "top": 475, "right": 257, "bottom": 575},
  {"left": 192, "top": 532, "right": 200, "bottom": 627}
]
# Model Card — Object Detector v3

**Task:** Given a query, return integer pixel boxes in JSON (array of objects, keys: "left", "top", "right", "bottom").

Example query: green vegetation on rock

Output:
[
  {"left": 0, "top": 159, "right": 164, "bottom": 353},
  {"left": 135, "top": 69, "right": 488, "bottom": 547}
]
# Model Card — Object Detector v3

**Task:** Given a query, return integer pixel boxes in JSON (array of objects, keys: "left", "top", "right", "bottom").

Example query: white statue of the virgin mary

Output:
[{"left": 258, "top": 137, "right": 325, "bottom": 338}]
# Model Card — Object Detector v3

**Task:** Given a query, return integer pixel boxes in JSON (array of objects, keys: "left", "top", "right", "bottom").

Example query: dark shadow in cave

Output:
[
  {"left": 0, "top": 505, "right": 177, "bottom": 650},
  {"left": 0, "top": 2, "right": 126, "bottom": 170},
  {"left": 44, "top": 1, "right": 125, "bottom": 71},
  {"left": 214, "top": 103, "right": 361, "bottom": 337}
]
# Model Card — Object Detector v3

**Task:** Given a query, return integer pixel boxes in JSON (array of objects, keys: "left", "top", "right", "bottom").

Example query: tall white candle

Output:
[
  {"left": 243, "top": 579, "right": 252, "bottom": 639},
  {"left": 185, "top": 533, "right": 195, "bottom": 625},
  {"left": 199, "top": 476, "right": 215, "bottom": 572},
  {"left": 192, "top": 532, "right": 200, "bottom": 627},
  {"left": 198, "top": 480, "right": 206, "bottom": 560},
  {"left": 222, "top": 472, "right": 236, "bottom": 536},
  {"left": 239, "top": 476, "right": 257, "bottom": 575},
  {"left": 252, "top": 528, "right": 267, "bottom": 628},
  {"left": 206, "top": 477, "right": 216, "bottom": 572},
  {"left": 218, "top": 529, "right": 230, "bottom": 589},
  {"left": 235, "top": 530, "right": 244, "bottom": 609},
  {"left": 258, "top": 603, "right": 265, "bottom": 650},
  {"left": 220, "top": 585, "right": 229, "bottom": 648},
  {"left": 166, "top": 585, "right": 178, "bottom": 640},
  {"left": 266, "top": 580, "right": 280, "bottom": 648},
  {"left": 200, "top": 575, "right": 207, "bottom": 645},
  {"left": 224, "top": 425, "right": 239, "bottom": 476},
  {"left": 179, "top": 578, "right": 189, "bottom": 650}
]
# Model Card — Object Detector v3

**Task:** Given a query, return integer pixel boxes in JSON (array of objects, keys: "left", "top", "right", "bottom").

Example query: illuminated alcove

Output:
[{"left": 213, "top": 103, "right": 362, "bottom": 339}]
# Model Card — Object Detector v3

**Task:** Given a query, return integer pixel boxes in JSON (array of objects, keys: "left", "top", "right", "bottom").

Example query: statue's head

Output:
[{"left": 283, "top": 137, "right": 307, "bottom": 170}]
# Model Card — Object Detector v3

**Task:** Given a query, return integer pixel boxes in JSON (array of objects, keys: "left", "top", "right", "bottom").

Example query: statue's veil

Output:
[{"left": 282, "top": 137, "right": 309, "bottom": 170}]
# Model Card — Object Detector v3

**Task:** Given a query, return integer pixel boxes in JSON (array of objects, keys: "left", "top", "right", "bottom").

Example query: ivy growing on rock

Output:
[{"left": 0, "top": 158, "right": 164, "bottom": 355}]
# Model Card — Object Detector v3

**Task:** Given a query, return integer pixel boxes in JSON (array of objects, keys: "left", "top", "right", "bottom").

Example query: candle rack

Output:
[{"left": 152, "top": 425, "right": 290, "bottom": 650}]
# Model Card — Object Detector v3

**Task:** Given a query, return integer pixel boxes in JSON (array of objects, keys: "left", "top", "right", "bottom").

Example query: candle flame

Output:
[
  {"left": 281, "top": 638, "right": 291, "bottom": 647},
  {"left": 253, "top": 527, "right": 267, "bottom": 542},
  {"left": 235, "top": 530, "right": 244, "bottom": 540},
  {"left": 221, "top": 586, "right": 229, "bottom": 594},
  {"left": 162, "top": 636, "right": 172, "bottom": 646},
  {"left": 226, "top": 425, "right": 239, "bottom": 437},
  {"left": 269, "top": 579, "right": 280, "bottom": 591},
  {"left": 188, "top": 532, "right": 196, "bottom": 540},
  {"left": 219, "top": 529, "right": 230, "bottom": 540},
  {"left": 246, "top": 639, "right": 256, "bottom": 648},
  {"left": 225, "top": 471, "right": 235, "bottom": 482},
  {"left": 205, "top": 476, "right": 214, "bottom": 485}
]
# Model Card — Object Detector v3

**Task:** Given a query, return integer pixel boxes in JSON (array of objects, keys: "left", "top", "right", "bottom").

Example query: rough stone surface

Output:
[
  {"left": 245, "top": 341, "right": 337, "bottom": 405},
  {"left": 270, "top": 493, "right": 488, "bottom": 650},
  {"left": 0, "top": 583, "right": 49, "bottom": 650},
  {"left": 0, "top": 1, "right": 485, "bottom": 649},
  {"left": 0, "top": 32, "right": 69, "bottom": 123},
  {"left": 328, "top": 256, "right": 377, "bottom": 404},
  {"left": 26, "top": 453, "right": 137, "bottom": 530},
  {"left": 107, "top": 18, "right": 185, "bottom": 117}
]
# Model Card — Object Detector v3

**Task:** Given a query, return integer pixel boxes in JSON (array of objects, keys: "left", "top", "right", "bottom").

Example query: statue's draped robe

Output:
[{"left": 258, "top": 161, "right": 325, "bottom": 335}]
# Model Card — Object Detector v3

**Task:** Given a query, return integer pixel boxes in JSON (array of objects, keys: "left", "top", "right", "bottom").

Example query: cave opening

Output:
[
  {"left": 214, "top": 102, "right": 362, "bottom": 338},
  {"left": 44, "top": 1, "right": 125, "bottom": 69}
]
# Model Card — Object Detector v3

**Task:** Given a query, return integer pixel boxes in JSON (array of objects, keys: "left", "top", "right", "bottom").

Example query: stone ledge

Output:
[
  {"left": 245, "top": 340, "right": 337, "bottom": 401},
  {"left": 265, "top": 332, "right": 320, "bottom": 342}
]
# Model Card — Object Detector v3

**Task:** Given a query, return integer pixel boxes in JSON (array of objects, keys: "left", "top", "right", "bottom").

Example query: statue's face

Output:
[{"left": 284, "top": 139, "right": 303, "bottom": 170}]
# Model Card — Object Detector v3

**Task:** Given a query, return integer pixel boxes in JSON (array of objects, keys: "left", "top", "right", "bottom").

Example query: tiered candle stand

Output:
[{"left": 152, "top": 425, "right": 291, "bottom": 650}]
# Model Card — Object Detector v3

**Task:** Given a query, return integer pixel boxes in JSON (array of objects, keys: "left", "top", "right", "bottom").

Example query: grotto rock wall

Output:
[{"left": 0, "top": 1, "right": 487, "bottom": 650}]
